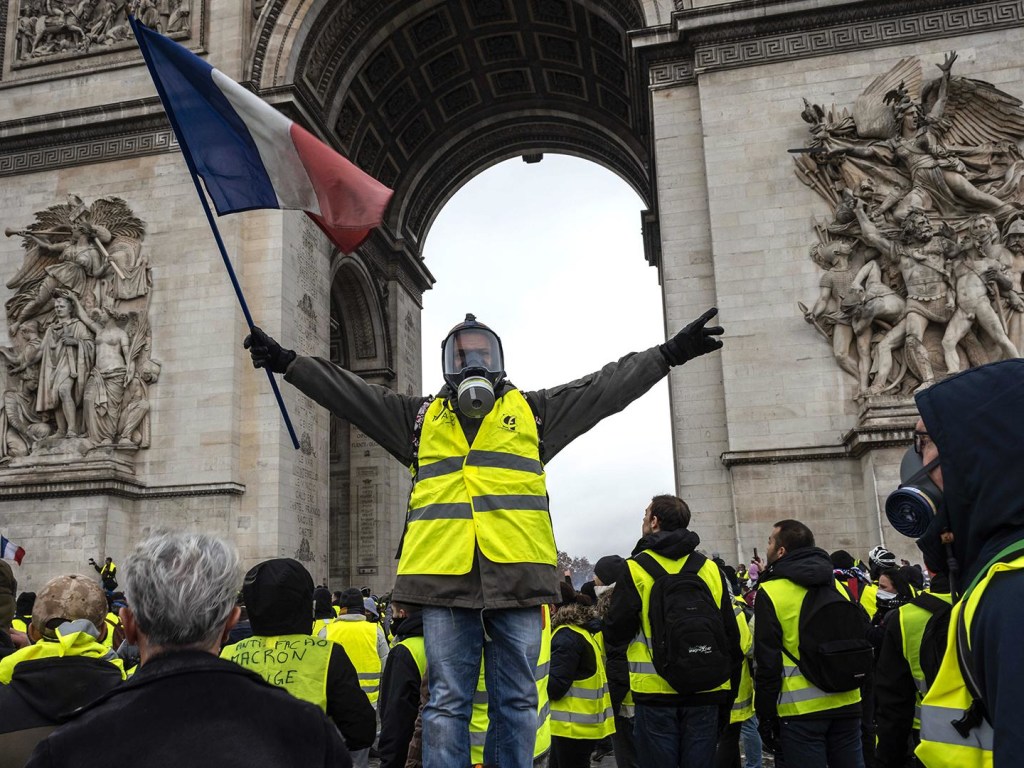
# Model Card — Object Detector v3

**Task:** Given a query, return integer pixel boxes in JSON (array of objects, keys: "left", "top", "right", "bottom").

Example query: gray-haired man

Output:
[{"left": 26, "top": 533, "right": 353, "bottom": 768}]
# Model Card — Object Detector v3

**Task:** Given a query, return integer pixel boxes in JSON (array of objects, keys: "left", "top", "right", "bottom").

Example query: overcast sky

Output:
[{"left": 420, "top": 154, "right": 674, "bottom": 563}]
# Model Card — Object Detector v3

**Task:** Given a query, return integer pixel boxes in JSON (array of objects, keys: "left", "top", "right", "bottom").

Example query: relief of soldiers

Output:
[{"left": 795, "top": 51, "right": 1024, "bottom": 398}]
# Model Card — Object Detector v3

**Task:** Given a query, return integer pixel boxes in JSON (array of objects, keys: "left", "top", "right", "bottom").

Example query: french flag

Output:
[
  {"left": 0, "top": 535, "right": 25, "bottom": 566},
  {"left": 130, "top": 17, "right": 393, "bottom": 253}
]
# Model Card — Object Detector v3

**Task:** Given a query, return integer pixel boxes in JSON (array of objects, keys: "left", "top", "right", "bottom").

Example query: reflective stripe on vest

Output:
[
  {"left": 550, "top": 625, "right": 615, "bottom": 740},
  {"left": 732, "top": 598, "right": 755, "bottom": 724},
  {"left": 221, "top": 634, "right": 334, "bottom": 710},
  {"left": 395, "top": 635, "right": 427, "bottom": 680},
  {"left": 916, "top": 556, "right": 1024, "bottom": 767},
  {"left": 470, "top": 605, "right": 551, "bottom": 763},
  {"left": 757, "top": 578, "right": 861, "bottom": 717},
  {"left": 899, "top": 593, "right": 953, "bottom": 730},
  {"left": 323, "top": 619, "right": 382, "bottom": 705},
  {"left": 400, "top": 392, "right": 555, "bottom": 576},
  {"left": 625, "top": 550, "right": 731, "bottom": 696}
]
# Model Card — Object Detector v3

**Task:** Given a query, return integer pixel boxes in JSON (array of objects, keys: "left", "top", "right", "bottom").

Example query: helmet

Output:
[
  {"left": 440, "top": 314, "right": 505, "bottom": 418},
  {"left": 868, "top": 546, "right": 897, "bottom": 570}
]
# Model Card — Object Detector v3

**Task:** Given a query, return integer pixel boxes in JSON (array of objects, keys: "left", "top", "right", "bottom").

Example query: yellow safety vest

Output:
[
  {"left": 221, "top": 634, "right": 334, "bottom": 710},
  {"left": 471, "top": 605, "right": 552, "bottom": 762},
  {"left": 916, "top": 554, "right": 1024, "bottom": 767},
  {"left": 550, "top": 625, "right": 615, "bottom": 739},
  {"left": 0, "top": 625, "right": 125, "bottom": 683},
  {"left": 399, "top": 392, "right": 555, "bottom": 576},
  {"left": 731, "top": 597, "right": 755, "bottom": 724},
  {"left": 11, "top": 616, "right": 28, "bottom": 634},
  {"left": 101, "top": 612, "right": 121, "bottom": 649},
  {"left": 860, "top": 583, "right": 878, "bottom": 619},
  {"left": 898, "top": 593, "right": 953, "bottom": 729},
  {"left": 394, "top": 635, "right": 427, "bottom": 679},
  {"left": 757, "top": 578, "right": 861, "bottom": 717},
  {"left": 323, "top": 619, "right": 382, "bottom": 705},
  {"left": 625, "top": 550, "right": 731, "bottom": 696},
  {"left": 312, "top": 616, "right": 336, "bottom": 637}
]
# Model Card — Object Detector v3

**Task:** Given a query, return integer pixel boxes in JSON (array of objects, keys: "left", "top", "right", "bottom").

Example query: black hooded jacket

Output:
[
  {"left": 753, "top": 547, "right": 861, "bottom": 721},
  {"left": 915, "top": 359, "right": 1024, "bottom": 758},
  {"left": 377, "top": 611, "right": 425, "bottom": 768},
  {"left": 603, "top": 528, "right": 743, "bottom": 707},
  {"left": 548, "top": 603, "right": 603, "bottom": 702}
]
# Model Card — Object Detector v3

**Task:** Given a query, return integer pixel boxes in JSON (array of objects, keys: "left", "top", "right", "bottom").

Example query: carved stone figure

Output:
[
  {"left": 2, "top": 195, "right": 158, "bottom": 465},
  {"left": 795, "top": 51, "right": 1024, "bottom": 398}
]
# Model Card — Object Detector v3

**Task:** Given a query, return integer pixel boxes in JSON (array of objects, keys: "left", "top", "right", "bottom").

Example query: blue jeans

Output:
[
  {"left": 779, "top": 716, "right": 864, "bottom": 768},
  {"left": 740, "top": 715, "right": 762, "bottom": 768},
  {"left": 422, "top": 606, "right": 541, "bottom": 768},
  {"left": 634, "top": 703, "right": 719, "bottom": 767}
]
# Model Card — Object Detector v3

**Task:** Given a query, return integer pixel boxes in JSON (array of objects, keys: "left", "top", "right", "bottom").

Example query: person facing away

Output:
[
  {"left": 603, "top": 494, "right": 743, "bottom": 767},
  {"left": 220, "top": 558, "right": 375, "bottom": 754},
  {"left": 245, "top": 307, "right": 725, "bottom": 768},
  {"left": 25, "top": 532, "right": 352, "bottom": 768},
  {"left": 905, "top": 359, "right": 1024, "bottom": 767},
  {"left": 376, "top": 602, "right": 426, "bottom": 768},
  {"left": 753, "top": 519, "right": 865, "bottom": 768},
  {"left": 0, "top": 574, "right": 125, "bottom": 768}
]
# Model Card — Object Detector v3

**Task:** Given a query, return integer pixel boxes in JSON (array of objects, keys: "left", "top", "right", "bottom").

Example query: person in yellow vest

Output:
[
  {"left": 874, "top": 564, "right": 952, "bottom": 768},
  {"left": 89, "top": 556, "right": 118, "bottom": 592},
  {"left": 378, "top": 603, "right": 426, "bottom": 768},
  {"left": 753, "top": 519, "right": 864, "bottom": 768},
  {"left": 715, "top": 595, "right": 759, "bottom": 768},
  {"left": 11, "top": 591, "right": 34, "bottom": 635},
  {"left": 878, "top": 360, "right": 1024, "bottom": 767},
  {"left": 221, "top": 558, "right": 376, "bottom": 760},
  {"left": 0, "top": 574, "right": 125, "bottom": 765},
  {"left": 548, "top": 591, "right": 614, "bottom": 768},
  {"left": 312, "top": 586, "right": 338, "bottom": 637},
  {"left": 604, "top": 494, "right": 744, "bottom": 767},
  {"left": 246, "top": 308, "right": 724, "bottom": 768}
]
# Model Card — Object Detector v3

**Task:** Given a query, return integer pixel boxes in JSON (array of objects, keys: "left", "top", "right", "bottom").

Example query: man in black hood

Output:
[
  {"left": 604, "top": 494, "right": 742, "bottom": 767},
  {"left": 907, "top": 359, "right": 1024, "bottom": 766},
  {"left": 753, "top": 519, "right": 865, "bottom": 768}
]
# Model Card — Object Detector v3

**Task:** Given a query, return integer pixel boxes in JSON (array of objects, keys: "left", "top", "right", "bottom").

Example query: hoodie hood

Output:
[
  {"left": 759, "top": 547, "right": 835, "bottom": 588},
  {"left": 242, "top": 558, "right": 314, "bottom": 636},
  {"left": 392, "top": 610, "right": 424, "bottom": 640},
  {"left": 7, "top": 654, "right": 124, "bottom": 721},
  {"left": 915, "top": 360, "right": 1024, "bottom": 584},
  {"left": 630, "top": 528, "right": 701, "bottom": 560}
]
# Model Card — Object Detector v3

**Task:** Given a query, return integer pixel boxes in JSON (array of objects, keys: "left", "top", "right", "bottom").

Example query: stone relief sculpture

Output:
[
  {"left": 795, "top": 52, "right": 1024, "bottom": 398},
  {"left": 13, "top": 0, "right": 190, "bottom": 64},
  {"left": 1, "top": 196, "right": 158, "bottom": 464}
]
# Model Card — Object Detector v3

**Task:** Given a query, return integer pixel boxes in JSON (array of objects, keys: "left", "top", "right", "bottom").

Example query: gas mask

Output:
[
  {"left": 441, "top": 314, "right": 505, "bottom": 419},
  {"left": 885, "top": 447, "right": 944, "bottom": 538}
]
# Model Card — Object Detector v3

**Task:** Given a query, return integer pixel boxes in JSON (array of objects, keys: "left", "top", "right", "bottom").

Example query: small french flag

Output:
[
  {"left": 130, "top": 17, "right": 393, "bottom": 253},
  {"left": 0, "top": 535, "right": 25, "bottom": 566}
]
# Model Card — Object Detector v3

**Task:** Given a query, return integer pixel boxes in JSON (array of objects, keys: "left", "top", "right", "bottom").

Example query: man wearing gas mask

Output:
[
  {"left": 244, "top": 307, "right": 723, "bottom": 768},
  {"left": 883, "top": 359, "right": 1024, "bottom": 767}
]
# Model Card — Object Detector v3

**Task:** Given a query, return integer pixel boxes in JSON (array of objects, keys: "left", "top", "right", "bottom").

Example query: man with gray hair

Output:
[{"left": 25, "top": 532, "right": 352, "bottom": 768}]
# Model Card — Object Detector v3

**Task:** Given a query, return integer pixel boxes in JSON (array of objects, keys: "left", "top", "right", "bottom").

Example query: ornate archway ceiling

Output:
[{"left": 291, "top": 0, "right": 650, "bottom": 248}]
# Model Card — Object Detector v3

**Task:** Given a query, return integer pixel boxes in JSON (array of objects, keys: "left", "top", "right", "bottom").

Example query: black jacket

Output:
[
  {"left": 753, "top": 547, "right": 861, "bottom": 722},
  {"left": 915, "top": 360, "right": 1024, "bottom": 760},
  {"left": 377, "top": 612, "right": 425, "bottom": 768},
  {"left": 0, "top": 656, "right": 123, "bottom": 768},
  {"left": 603, "top": 528, "right": 743, "bottom": 707},
  {"left": 24, "top": 651, "right": 351, "bottom": 768},
  {"left": 548, "top": 605, "right": 601, "bottom": 702}
]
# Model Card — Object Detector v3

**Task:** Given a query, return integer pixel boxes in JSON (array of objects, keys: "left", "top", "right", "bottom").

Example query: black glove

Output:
[
  {"left": 757, "top": 714, "right": 781, "bottom": 755},
  {"left": 243, "top": 326, "right": 296, "bottom": 374},
  {"left": 660, "top": 307, "right": 724, "bottom": 366}
]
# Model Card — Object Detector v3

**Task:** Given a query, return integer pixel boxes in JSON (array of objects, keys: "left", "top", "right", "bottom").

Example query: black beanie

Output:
[
  {"left": 594, "top": 555, "right": 625, "bottom": 585},
  {"left": 243, "top": 558, "right": 314, "bottom": 636}
]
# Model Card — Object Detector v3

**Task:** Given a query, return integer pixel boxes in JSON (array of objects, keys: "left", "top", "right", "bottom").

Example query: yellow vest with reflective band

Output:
[
  {"left": 323, "top": 619, "right": 382, "bottom": 705},
  {"left": 399, "top": 392, "right": 555, "bottom": 576},
  {"left": 221, "top": 634, "right": 334, "bottom": 710},
  {"left": 550, "top": 625, "right": 615, "bottom": 739},
  {"left": 915, "top": 555, "right": 1024, "bottom": 767},
  {"left": 0, "top": 625, "right": 125, "bottom": 683},
  {"left": 394, "top": 635, "right": 427, "bottom": 679},
  {"left": 757, "top": 578, "right": 862, "bottom": 717},
  {"left": 898, "top": 592, "right": 953, "bottom": 730},
  {"left": 470, "top": 605, "right": 552, "bottom": 763},
  {"left": 625, "top": 550, "right": 731, "bottom": 696},
  {"left": 731, "top": 597, "right": 755, "bottom": 724}
]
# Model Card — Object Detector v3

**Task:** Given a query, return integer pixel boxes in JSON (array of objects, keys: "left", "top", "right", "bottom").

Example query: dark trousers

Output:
[
  {"left": 778, "top": 717, "right": 865, "bottom": 768},
  {"left": 716, "top": 721, "right": 743, "bottom": 768},
  {"left": 634, "top": 703, "right": 719, "bottom": 768},
  {"left": 611, "top": 715, "right": 639, "bottom": 768},
  {"left": 550, "top": 735, "right": 598, "bottom": 768}
]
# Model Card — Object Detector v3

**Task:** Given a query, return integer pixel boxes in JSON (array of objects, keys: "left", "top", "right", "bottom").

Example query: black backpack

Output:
[
  {"left": 633, "top": 551, "right": 732, "bottom": 694},
  {"left": 782, "top": 581, "right": 873, "bottom": 693},
  {"left": 912, "top": 592, "right": 953, "bottom": 688}
]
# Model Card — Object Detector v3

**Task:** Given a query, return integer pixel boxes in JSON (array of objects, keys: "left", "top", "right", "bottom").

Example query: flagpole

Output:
[{"left": 129, "top": 15, "right": 300, "bottom": 450}]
